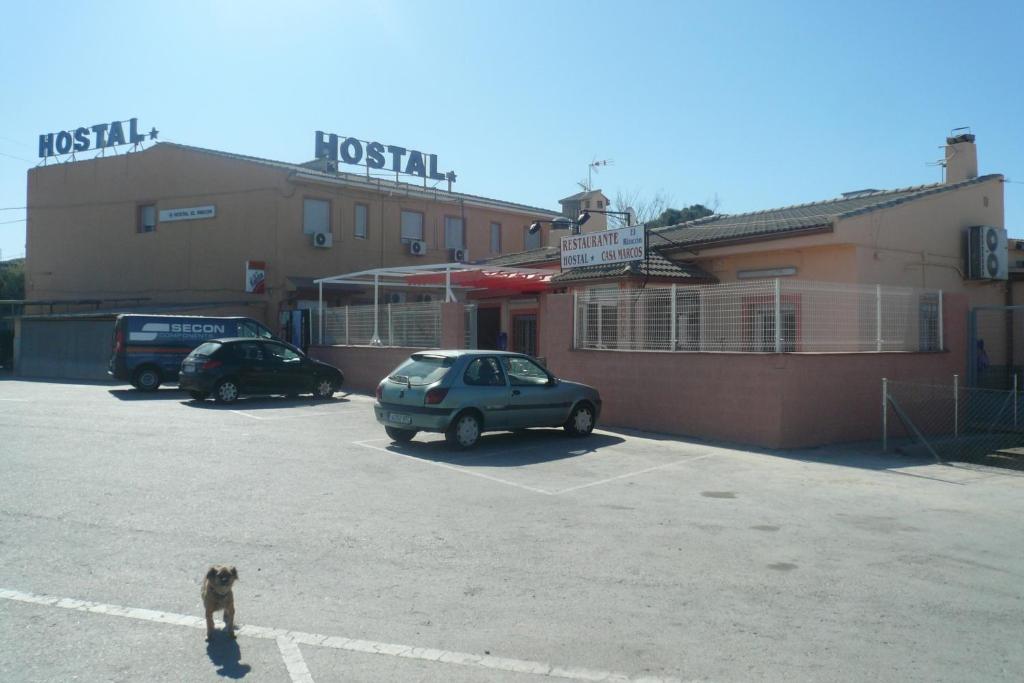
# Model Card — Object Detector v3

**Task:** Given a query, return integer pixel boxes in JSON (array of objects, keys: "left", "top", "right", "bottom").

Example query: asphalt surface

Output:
[{"left": 1, "top": 377, "right": 1023, "bottom": 682}]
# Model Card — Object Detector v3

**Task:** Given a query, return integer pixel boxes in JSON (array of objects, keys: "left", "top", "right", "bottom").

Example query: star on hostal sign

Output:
[{"left": 245, "top": 261, "right": 266, "bottom": 294}]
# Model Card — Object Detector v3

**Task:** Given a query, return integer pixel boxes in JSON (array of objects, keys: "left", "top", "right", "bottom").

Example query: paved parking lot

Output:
[{"left": 2, "top": 377, "right": 1023, "bottom": 682}]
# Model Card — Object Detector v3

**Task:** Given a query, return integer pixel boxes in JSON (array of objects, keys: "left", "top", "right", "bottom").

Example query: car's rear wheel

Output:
[
  {"left": 214, "top": 379, "right": 240, "bottom": 404},
  {"left": 565, "top": 402, "right": 596, "bottom": 437},
  {"left": 385, "top": 426, "right": 417, "bottom": 443},
  {"left": 133, "top": 366, "right": 161, "bottom": 392},
  {"left": 189, "top": 391, "right": 208, "bottom": 401},
  {"left": 446, "top": 411, "right": 482, "bottom": 449},
  {"left": 312, "top": 377, "right": 335, "bottom": 400}
]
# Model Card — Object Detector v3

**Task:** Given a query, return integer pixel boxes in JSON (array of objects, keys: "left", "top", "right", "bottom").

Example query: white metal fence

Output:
[
  {"left": 322, "top": 301, "right": 442, "bottom": 347},
  {"left": 573, "top": 280, "right": 942, "bottom": 353}
]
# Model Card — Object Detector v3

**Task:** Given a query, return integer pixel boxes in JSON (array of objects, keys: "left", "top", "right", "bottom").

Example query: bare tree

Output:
[{"left": 611, "top": 189, "right": 674, "bottom": 228}]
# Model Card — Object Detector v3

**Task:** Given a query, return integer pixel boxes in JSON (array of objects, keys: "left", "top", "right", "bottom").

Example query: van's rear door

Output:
[{"left": 108, "top": 316, "right": 126, "bottom": 377}]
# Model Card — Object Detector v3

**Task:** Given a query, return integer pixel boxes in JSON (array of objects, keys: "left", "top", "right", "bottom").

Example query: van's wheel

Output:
[
  {"left": 189, "top": 391, "right": 208, "bottom": 401},
  {"left": 133, "top": 366, "right": 162, "bottom": 392},
  {"left": 312, "top": 377, "right": 335, "bottom": 400},
  {"left": 446, "top": 411, "right": 482, "bottom": 449},
  {"left": 385, "top": 426, "right": 417, "bottom": 443},
  {"left": 214, "top": 379, "right": 240, "bottom": 404},
  {"left": 564, "top": 402, "right": 596, "bottom": 437}
]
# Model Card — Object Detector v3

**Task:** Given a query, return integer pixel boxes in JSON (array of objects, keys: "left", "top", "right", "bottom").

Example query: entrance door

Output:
[
  {"left": 477, "top": 307, "right": 501, "bottom": 350},
  {"left": 512, "top": 313, "right": 538, "bottom": 357}
]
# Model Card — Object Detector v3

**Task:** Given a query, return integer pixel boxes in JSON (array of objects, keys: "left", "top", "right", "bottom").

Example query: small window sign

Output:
[
  {"left": 159, "top": 205, "right": 216, "bottom": 222},
  {"left": 737, "top": 267, "right": 797, "bottom": 279}
]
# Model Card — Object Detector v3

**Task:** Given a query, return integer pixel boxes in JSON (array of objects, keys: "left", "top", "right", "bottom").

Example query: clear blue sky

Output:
[{"left": 2, "top": 0, "right": 1023, "bottom": 261}]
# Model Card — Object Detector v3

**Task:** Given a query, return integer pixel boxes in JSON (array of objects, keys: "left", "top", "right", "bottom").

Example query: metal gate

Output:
[
  {"left": 968, "top": 305, "right": 1024, "bottom": 389},
  {"left": 464, "top": 304, "right": 477, "bottom": 349},
  {"left": 883, "top": 376, "right": 1024, "bottom": 467}
]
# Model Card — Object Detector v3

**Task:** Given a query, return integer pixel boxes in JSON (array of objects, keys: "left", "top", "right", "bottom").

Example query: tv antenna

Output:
[{"left": 581, "top": 158, "right": 613, "bottom": 191}]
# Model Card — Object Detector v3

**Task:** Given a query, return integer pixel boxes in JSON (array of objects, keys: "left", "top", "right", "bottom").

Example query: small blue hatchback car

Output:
[{"left": 374, "top": 350, "right": 602, "bottom": 449}]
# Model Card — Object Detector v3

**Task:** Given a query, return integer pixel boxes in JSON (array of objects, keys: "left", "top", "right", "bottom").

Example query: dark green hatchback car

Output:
[
  {"left": 374, "top": 350, "right": 601, "bottom": 448},
  {"left": 179, "top": 338, "right": 343, "bottom": 404}
]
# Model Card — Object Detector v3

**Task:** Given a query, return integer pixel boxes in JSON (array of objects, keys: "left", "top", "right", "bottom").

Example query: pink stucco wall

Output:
[
  {"left": 310, "top": 294, "right": 967, "bottom": 449},
  {"left": 538, "top": 293, "right": 966, "bottom": 449},
  {"left": 308, "top": 345, "right": 417, "bottom": 393},
  {"left": 309, "top": 303, "right": 465, "bottom": 394}
]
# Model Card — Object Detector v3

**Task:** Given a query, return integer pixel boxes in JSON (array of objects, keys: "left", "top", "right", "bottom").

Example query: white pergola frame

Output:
[{"left": 313, "top": 263, "right": 552, "bottom": 345}]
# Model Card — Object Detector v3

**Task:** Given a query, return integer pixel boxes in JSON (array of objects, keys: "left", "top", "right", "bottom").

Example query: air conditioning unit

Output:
[
  {"left": 409, "top": 240, "right": 427, "bottom": 256},
  {"left": 450, "top": 247, "right": 469, "bottom": 262},
  {"left": 965, "top": 225, "right": 1007, "bottom": 280},
  {"left": 312, "top": 231, "right": 333, "bottom": 248}
]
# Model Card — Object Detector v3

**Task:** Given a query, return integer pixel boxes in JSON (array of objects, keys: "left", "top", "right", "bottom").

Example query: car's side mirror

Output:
[{"left": 546, "top": 376, "right": 558, "bottom": 386}]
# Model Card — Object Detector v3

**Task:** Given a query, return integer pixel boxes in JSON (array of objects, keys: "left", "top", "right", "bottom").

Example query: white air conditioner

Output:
[
  {"left": 312, "top": 231, "right": 333, "bottom": 248},
  {"left": 965, "top": 225, "right": 1007, "bottom": 280},
  {"left": 450, "top": 247, "right": 469, "bottom": 263},
  {"left": 409, "top": 240, "right": 428, "bottom": 256}
]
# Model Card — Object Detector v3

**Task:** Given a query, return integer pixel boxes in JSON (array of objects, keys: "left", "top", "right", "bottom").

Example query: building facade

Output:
[{"left": 25, "top": 143, "right": 561, "bottom": 326}]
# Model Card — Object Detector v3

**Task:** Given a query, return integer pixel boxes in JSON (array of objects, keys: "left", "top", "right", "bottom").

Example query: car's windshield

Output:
[
  {"left": 390, "top": 354, "right": 453, "bottom": 386},
  {"left": 189, "top": 342, "right": 222, "bottom": 357}
]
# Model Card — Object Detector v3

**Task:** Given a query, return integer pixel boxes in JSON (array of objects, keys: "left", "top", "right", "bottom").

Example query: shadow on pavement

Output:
[
  {"left": 380, "top": 429, "right": 625, "bottom": 467},
  {"left": 183, "top": 394, "right": 350, "bottom": 410},
  {"left": 205, "top": 632, "right": 251, "bottom": 678},
  {"left": 108, "top": 388, "right": 189, "bottom": 401}
]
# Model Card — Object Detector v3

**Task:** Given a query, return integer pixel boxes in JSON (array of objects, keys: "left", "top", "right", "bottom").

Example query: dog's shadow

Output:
[{"left": 206, "top": 632, "right": 251, "bottom": 678}]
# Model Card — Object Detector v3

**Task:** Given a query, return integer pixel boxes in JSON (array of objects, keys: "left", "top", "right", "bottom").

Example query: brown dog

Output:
[{"left": 202, "top": 564, "right": 238, "bottom": 640}]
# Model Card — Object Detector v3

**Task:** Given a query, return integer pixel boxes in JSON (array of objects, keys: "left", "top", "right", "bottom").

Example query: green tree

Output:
[
  {"left": 649, "top": 204, "right": 714, "bottom": 228},
  {"left": 0, "top": 260, "right": 25, "bottom": 300}
]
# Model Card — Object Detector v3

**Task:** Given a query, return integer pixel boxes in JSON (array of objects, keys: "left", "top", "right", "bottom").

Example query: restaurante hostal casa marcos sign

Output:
[{"left": 560, "top": 226, "right": 647, "bottom": 270}]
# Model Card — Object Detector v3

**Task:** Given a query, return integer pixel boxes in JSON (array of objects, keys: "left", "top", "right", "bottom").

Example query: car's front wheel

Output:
[
  {"left": 189, "top": 391, "right": 208, "bottom": 401},
  {"left": 214, "top": 379, "right": 240, "bottom": 404},
  {"left": 312, "top": 377, "right": 335, "bottom": 400},
  {"left": 385, "top": 426, "right": 417, "bottom": 443},
  {"left": 565, "top": 402, "right": 596, "bottom": 437},
  {"left": 446, "top": 412, "right": 482, "bottom": 449}
]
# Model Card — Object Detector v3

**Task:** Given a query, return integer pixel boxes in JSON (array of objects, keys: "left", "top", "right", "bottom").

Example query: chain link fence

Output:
[
  {"left": 574, "top": 280, "right": 942, "bottom": 353},
  {"left": 884, "top": 377, "right": 1024, "bottom": 467},
  {"left": 322, "top": 301, "right": 442, "bottom": 347}
]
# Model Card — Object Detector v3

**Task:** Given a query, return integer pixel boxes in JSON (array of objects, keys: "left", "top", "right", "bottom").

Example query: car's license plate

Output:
[{"left": 389, "top": 413, "right": 412, "bottom": 425}]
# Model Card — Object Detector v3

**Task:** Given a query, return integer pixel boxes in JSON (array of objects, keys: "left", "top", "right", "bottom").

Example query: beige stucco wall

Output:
[
  {"left": 26, "top": 144, "right": 556, "bottom": 325},
  {"left": 664, "top": 177, "right": 1008, "bottom": 311},
  {"left": 836, "top": 176, "right": 1006, "bottom": 307},
  {"left": 692, "top": 243, "right": 859, "bottom": 284}
]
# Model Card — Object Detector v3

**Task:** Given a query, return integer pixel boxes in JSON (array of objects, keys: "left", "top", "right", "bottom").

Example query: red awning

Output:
[{"left": 407, "top": 270, "right": 553, "bottom": 293}]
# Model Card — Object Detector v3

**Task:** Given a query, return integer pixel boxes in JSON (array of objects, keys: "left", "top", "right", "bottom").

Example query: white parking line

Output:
[
  {"left": 277, "top": 636, "right": 316, "bottom": 683},
  {"left": 353, "top": 439, "right": 720, "bottom": 496},
  {"left": 0, "top": 398, "right": 31, "bottom": 402},
  {"left": 229, "top": 410, "right": 341, "bottom": 421},
  {"left": 0, "top": 587, "right": 684, "bottom": 682},
  {"left": 553, "top": 454, "right": 717, "bottom": 494},
  {"left": 353, "top": 439, "right": 556, "bottom": 495}
]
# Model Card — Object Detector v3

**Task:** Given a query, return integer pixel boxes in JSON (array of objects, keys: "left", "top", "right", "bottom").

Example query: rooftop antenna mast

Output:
[{"left": 586, "top": 158, "right": 613, "bottom": 191}]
